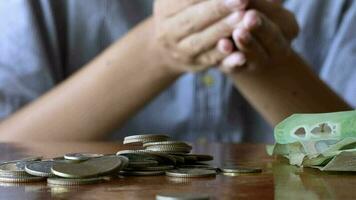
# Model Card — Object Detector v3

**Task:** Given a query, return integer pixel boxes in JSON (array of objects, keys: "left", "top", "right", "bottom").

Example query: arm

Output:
[
  {"left": 0, "top": 19, "right": 181, "bottom": 141},
  {"left": 220, "top": 6, "right": 351, "bottom": 126}
]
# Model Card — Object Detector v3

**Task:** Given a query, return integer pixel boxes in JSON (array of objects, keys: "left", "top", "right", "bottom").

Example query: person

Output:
[{"left": 0, "top": 0, "right": 353, "bottom": 143}]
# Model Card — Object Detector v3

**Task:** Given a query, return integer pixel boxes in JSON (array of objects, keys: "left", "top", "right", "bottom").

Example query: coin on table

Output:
[
  {"left": 124, "top": 134, "right": 170, "bottom": 144},
  {"left": 156, "top": 193, "right": 210, "bottom": 200},
  {"left": 165, "top": 169, "right": 216, "bottom": 178},
  {"left": 119, "top": 170, "right": 165, "bottom": 176},
  {"left": 51, "top": 157, "right": 82, "bottom": 163},
  {"left": 0, "top": 161, "right": 30, "bottom": 177},
  {"left": 146, "top": 146, "right": 191, "bottom": 154},
  {"left": 117, "top": 155, "right": 129, "bottom": 170},
  {"left": 125, "top": 165, "right": 175, "bottom": 172},
  {"left": 220, "top": 166, "right": 262, "bottom": 174},
  {"left": 25, "top": 161, "right": 54, "bottom": 177},
  {"left": 51, "top": 156, "right": 122, "bottom": 178},
  {"left": 128, "top": 160, "right": 159, "bottom": 168},
  {"left": 143, "top": 141, "right": 190, "bottom": 148},
  {"left": 64, "top": 153, "right": 104, "bottom": 161},
  {"left": 0, "top": 176, "right": 45, "bottom": 183},
  {"left": 47, "top": 177, "right": 106, "bottom": 186},
  {"left": 178, "top": 165, "right": 218, "bottom": 171},
  {"left": 188, "top": 154, "right": 214, "bottom": 162}
]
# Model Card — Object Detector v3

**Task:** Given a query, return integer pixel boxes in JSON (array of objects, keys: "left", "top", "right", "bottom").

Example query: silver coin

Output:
[
  {"left": 188, "top": 154, "right": 214, "bottom": 162},
  {"left": 0, "top": 175, "right": 45, "bottom": 183},
  {"left": 146, "top": 146, "right": 191, "bottom": 154},
  {"left": 156, "top": 193, "right": 210, "bottom": 200},
  {"left": 120, "top": 170, "right": 165, "bottom": 176},
  {"left": 51, "top": 156, "right": 122, "bottom": 178},
  {"left": 117, "top": 156, "right": 129, "bottom": 170},
  {"left": 64, "top": 153, "right": 104, "bottom": 161},
  {"left": 220, "top": 166, "right": 262, "bottom": 173},
  {"left": 178, "top": 165, "right": 218, "bottom": 171},
  {"left": 124, "top": 134, "right": 170, "bottom": 144},
  {"left": 25, "top": 161, "right": 54, "bottom": 177},
  {"left": 143, "top": 141, "right": 190, "bottom": 148},
  {"left": 0, "top": 162, "right": 29, "bottom": 177},
  {"left": 47, "top": 177, "right": 105, "bottom": 186},
  {"left": 52, "top": 157, "right": 82, "bottom": 163},
  {"left": 165, "top": 169, "right": 216, "bottom": 178},
  {"left": 128, "top": 160, "right": 159, "bottom": 168},
  {"left": 125, "top": 165, "right": 175, "bottom": 171}
]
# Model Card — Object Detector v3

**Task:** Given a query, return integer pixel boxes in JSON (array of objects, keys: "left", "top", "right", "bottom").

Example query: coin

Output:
[
  {"left": 0, "top": 176, "right": 45, "bottom": 183},
  {"left": 64, "top": 153, "right": 104, "bottom": 161},
  {"left": 165, "top": 169, "right": 216, "bottom": 178},
  {"left": 25, "top": 161, "right": 54, "bottom": 177},
  {"left": 52, "top": 157, "right": 82, "bottom": 163},
  {"left": 220, "top": 166, "right": 262, "bottom": 173},
  {"left": 188, "top": 154, "right": 214, "bottom": 162},
  {"left": 117, "top": 156, "right": 129, "bottom": 170},
  {"left": 51, "top": 156, "right": 122, "bottom": 178},
  {"left": 128, "top": 160, "right": 159, "bottom": 168},
  {"left": 47, "top": 177, "right": 105, "bottom": 186},
  {"left": 178, "top": 165, "right": 218, "bottom": 171},
  {"left": 124, "top": 134, "right": 170, "bottom": 144},
  {"left": 120, "top": 170, "right": 165, "bottom": 176},
  {"left": 156, "top": 193, "right": 210, "bottom": 200},
  {"left": 146, "top": 146, "right": 191, "bottom": 154},
  {"left": 125, "top": 165, "right": 175, "bottom": 171},
  {"left": 143, "top": 141, "right": 190, "bottom": 148},
  {"left": 0, "top": 162, "right": 29, "bottom": 177}
]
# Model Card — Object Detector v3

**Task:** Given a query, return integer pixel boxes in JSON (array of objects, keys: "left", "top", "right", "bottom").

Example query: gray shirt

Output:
[{"left": 0, "top": 0, "right": 355, "bottom": 142}]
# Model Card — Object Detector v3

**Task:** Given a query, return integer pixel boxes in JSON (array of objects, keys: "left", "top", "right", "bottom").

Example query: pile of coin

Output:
[{"left": 0, "top": 134, "right": 262, "bottom": 186}]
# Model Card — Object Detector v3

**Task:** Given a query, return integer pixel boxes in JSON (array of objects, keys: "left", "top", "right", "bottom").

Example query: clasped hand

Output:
[{"left": 153, "top": 0, "right": 299, "bottom": 74}]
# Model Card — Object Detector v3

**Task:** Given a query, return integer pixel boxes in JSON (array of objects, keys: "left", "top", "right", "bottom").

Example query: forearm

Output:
[
  {"left": 0, "top": 18, "right": 181, "bottom": 142},
  {"left": 230, "top": 52, "right": 351, "bottom": 126}
]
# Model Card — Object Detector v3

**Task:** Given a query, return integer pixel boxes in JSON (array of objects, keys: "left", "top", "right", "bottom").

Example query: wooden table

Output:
[{"left": 0, "top": 142, "right": 354, "bottom": 200}]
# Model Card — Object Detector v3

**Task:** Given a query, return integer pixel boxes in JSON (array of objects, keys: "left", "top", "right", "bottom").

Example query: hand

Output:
[
  {"left": 153, "top": 0, "right": 249, "bottom": 73},
  {"left": 218, "top": 2, "right": 299, "bottom": 73}
]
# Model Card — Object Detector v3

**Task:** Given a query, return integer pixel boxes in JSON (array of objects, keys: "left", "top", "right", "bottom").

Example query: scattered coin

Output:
[
  {"left": 156, "top": 193, "right": 210, "bottom": 200},
  {"left": 64, "top": 153, "right": 104, "bottom": 161},
  {"left": 0, "top": 134, "right": 219, "bottom": 188},
  {"left": 25, "top": 161, "right": 54, "bottom": 177},
  {"left": 51, "top": 156, "right": 122, "bottom": 178},
  {"left": 220, "top": 166, "right": 262, "bottom": 174},
  {"left": 166, "top": 169, "right": 216, "bottom": 178}
]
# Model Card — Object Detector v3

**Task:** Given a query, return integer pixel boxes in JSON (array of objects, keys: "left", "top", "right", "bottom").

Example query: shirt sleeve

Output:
[
  {"left": 320, "top": 1, "right": 356, "bottom": 108},
  {"left": 0, "top": 0, "right": 55, "bottom": 120}
]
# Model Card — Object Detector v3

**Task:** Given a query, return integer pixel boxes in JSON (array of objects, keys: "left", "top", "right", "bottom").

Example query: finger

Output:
[
  {"left": 220, "top": 52, "right": 247, "bottom": 73},
  {"left": 154, "top": 0, "right": 204, "bottom": 18},
  {"left": 217, "top": 38, "right": 235, "bottom": 54},
  {"left": 177, "top": 11, "right": 245, "bottom": 57},
  {"left": 249, "top": 0, "right": 299, "bottom": 40},
  {"left": 165, "top": 0, "right": 249, "bottom": 41},
  {"left": 242, "top": 10, "right": 288, "bottom": 56},
  {"left": 232, "top": 27, "right": 268, "bottom": 71},
  {"left": 196, "top": 41, "right": 233, "bottom": 66}
]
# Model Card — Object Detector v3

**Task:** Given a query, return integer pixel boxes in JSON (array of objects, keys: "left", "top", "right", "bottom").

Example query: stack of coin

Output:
[{"left": 118, "top": 134, "right": 218, "bottom": 177}]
